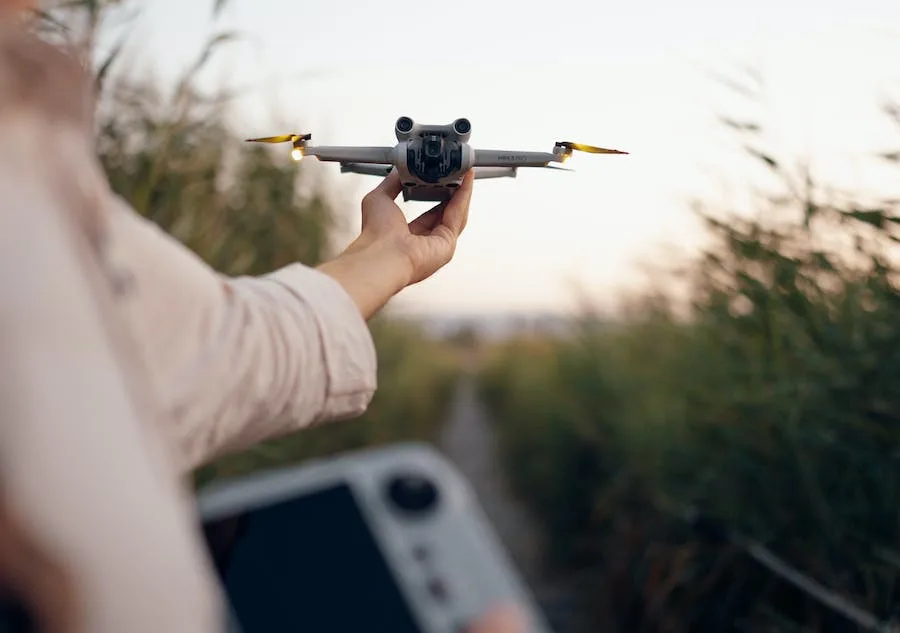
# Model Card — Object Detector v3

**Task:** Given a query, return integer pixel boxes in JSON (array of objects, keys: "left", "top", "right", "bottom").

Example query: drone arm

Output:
[
  {"left": 339, "top": 164, "right": 517, "bottom": 180},
  {"left": 306, "top": 146, "right": 395, "bottom": 165},
  {"left": 472, "top": 149, "right": 562, "bottom": 168},
  {"left": 340, "top": 163, "right": 393, "bottom": 177},
  {"left": 472, "top": 166, "right": 517, "bottom": 179}
]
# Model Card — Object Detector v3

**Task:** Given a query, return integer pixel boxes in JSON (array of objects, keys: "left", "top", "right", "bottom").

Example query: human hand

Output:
[
  {"left": 352, "top": 168, "right": 473, "bottom": 285},
  {"left": 317, "top": 169, "right": 473, "bottom": 319},
  {"left": 467, "top": 604, "right": 527, "bottom": 633}
]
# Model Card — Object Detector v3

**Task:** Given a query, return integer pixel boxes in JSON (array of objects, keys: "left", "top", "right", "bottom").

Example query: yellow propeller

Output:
[
  {"left": 556, "top": 141, "right": 628, "bottom": 155},
  {"left": 246, "top": 133, "right": 311, "bottom": 144},
  {"left": 246, "top": 133, "right": 311, "bottom": 160}
]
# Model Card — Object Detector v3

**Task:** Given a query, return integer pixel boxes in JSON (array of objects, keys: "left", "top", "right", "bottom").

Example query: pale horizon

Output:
[{"left": 95, "top": 0, "right": 900, "bottom": 316}]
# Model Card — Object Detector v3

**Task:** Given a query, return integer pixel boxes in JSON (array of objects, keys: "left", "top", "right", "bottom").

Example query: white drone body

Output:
[{"left": 247, "top": 117, "right": 627, "bottom": 202}]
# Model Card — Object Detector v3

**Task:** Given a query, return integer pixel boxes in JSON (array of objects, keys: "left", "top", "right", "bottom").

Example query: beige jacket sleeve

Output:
[
  {"left": 1, "top": 25, "right": 379, "bottom": 633},
  {"left": 105, "top": 195, "right": 378, "bottom": 472},
  {"left": 0, "top": 120, "right": 225, "bottom": 633},
  {"left": 0, "top": 134, "right": 377, "bottom": 633}
]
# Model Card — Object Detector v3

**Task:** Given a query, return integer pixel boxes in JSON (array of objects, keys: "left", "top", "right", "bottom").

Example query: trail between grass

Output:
[{"left": 437, "top": 371, "right": 595, "bottom": 633}]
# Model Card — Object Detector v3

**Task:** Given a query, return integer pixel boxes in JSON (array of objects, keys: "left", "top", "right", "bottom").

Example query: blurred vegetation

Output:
[
  {"left": 480, "top": 74, "right": 900, "bottom": 632},
  {"left": 33, "top": 4, "right": 900, "bottom": 630},
  {"left": 36, "top": 0, "right": 461, "bottom": 484}
]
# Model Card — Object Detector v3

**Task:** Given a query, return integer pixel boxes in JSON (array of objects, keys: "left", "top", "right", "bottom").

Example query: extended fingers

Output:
[
  {"left": 366, "top": 169, "right": 472, "bottom": 238},
  {"left": 441, "top": 170, "right": 474, "bottom": 236},
  {"left": 360, "top": 169, "right": 402, "bottom": 229},
  {"left": 373, "top": 168, "right": 403, "bottom": 199}
]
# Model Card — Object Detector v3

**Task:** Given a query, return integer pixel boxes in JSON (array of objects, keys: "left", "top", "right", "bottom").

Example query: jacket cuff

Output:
[{"left": 265, "top": 263, "right": 377, "bottom": 422}]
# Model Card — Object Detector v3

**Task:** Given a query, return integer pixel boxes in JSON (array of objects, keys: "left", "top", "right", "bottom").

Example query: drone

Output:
[{"left": 246, "top": 116, "right": 627, "bottom": 202}]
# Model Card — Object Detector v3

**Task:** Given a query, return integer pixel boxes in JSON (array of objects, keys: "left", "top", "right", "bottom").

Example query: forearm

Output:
[
  {"left": 315, "top": 241, "right": 412, "bottom": 320},
  {"left": 105, "top": 199, "right": 379, "bottom": 471}
]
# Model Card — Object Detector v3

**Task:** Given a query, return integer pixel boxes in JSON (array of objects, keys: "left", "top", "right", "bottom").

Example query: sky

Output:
[{"left": 98, "top": 0, "right": 900, "bottom": 316}]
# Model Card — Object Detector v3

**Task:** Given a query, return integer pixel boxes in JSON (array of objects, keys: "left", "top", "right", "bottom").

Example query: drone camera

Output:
[
  {"left": 395, "top": 116, "right": 416, "bottom": 142},
  {"left": 452, "top": 118, "right": 471, "bottom": 135},
  {"left": 423, "top": 134, "right": 443, "bottom": 158}
]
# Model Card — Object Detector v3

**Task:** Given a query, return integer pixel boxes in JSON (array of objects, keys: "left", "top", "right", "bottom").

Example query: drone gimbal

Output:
[{"left": 247, "top": 117, "right": 627, "bottom": 202}]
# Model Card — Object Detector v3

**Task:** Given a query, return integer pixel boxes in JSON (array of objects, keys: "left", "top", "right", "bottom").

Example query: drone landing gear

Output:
[{"left": 401, "top": 183, "right": 459, "bottom": 203}]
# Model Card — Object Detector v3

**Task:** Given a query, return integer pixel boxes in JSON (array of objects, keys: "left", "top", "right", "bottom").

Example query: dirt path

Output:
[{"left": 437, "top": 373, "right": 595, "bottom": 633}]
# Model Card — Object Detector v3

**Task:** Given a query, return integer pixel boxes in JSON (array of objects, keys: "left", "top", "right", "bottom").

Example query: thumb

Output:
[{"left": 408, "top": 201, "right": 447, "bottom": 236}]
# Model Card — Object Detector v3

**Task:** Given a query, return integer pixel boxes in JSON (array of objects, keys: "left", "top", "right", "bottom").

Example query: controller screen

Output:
[{"left": 202, "top": 483, "right": 422, "bottom": 633}]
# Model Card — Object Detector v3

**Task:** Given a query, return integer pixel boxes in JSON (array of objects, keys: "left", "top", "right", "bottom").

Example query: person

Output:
[{"left": 0, "top": 4, "right": 523, "bottom": 633}]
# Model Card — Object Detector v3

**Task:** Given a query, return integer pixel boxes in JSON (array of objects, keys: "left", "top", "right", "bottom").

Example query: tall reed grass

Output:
[{"left": 480, "top": 81, "right": 900, "bottom": 632}]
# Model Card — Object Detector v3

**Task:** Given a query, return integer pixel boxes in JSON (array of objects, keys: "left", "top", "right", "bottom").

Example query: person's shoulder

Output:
[{"left": 105, "top": 193, "right": 151, "bottom": 223}]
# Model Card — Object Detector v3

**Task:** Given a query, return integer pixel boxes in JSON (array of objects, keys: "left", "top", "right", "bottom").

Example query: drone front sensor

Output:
[{"left": 245, "top": 118, "right": 627, "bottom": 202}]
